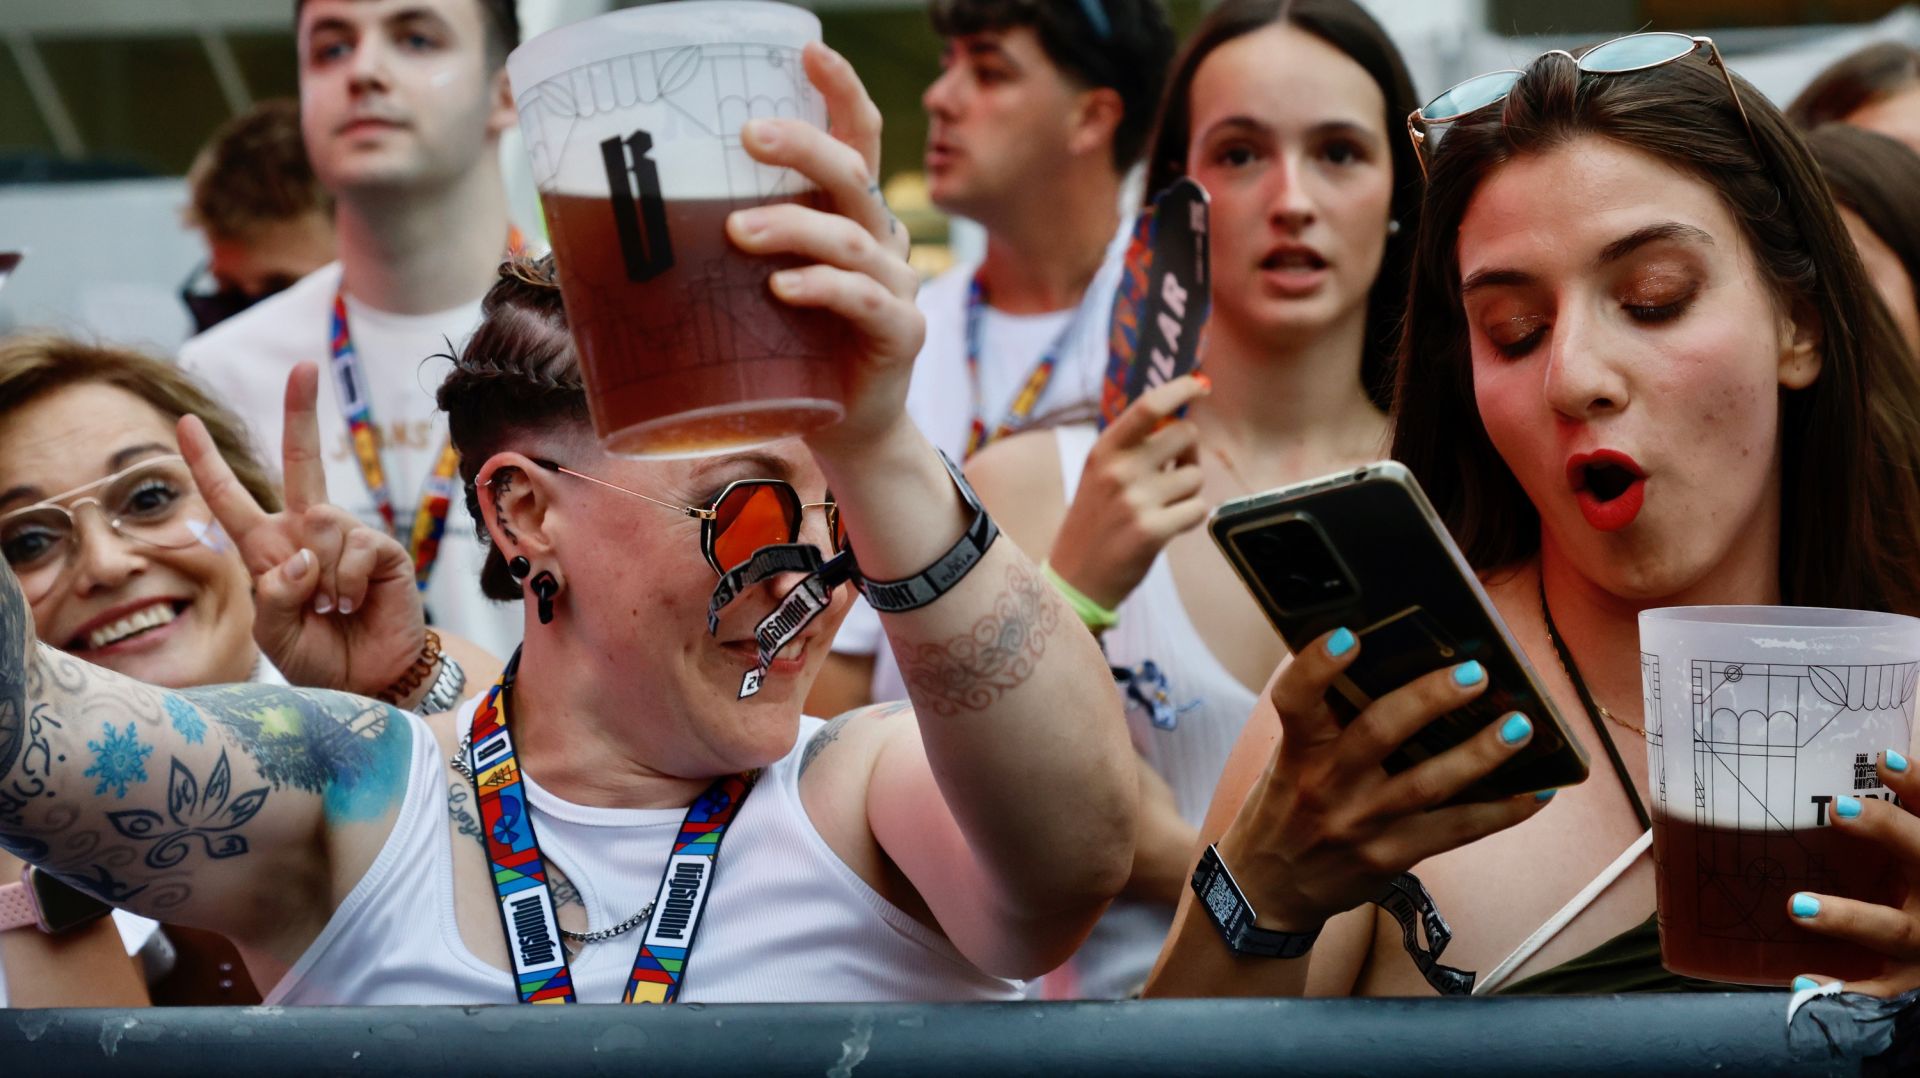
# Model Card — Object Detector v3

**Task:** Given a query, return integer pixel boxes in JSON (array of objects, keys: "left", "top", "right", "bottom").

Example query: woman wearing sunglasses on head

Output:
[
  {"left": 0, "top": 336, "right": 494, "bottom": 1006},
  {"left": 1146, "top": 32, "right": 1920, "bottom": 999},
  {"left": 0, "top": 46, "right": 1136, "bottom": 1005},
  {"left": 964, "top": 0, "right": 1421, "bottom": 999}
]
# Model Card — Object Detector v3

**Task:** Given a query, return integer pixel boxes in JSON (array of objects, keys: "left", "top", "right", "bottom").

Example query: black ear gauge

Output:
[{"left": 508, "top": 556, "right": 531, "bottom": 579}]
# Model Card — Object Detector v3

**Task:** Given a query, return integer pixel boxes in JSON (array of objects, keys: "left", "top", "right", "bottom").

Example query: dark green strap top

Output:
[{"left": 1498, "top": 586, "right": 1769, "bottom": 995}]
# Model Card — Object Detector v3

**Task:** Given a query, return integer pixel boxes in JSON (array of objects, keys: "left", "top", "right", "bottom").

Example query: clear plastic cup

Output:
[
  {"left": 508, "top": 1, "right": 848, "bottom": 458},
  {"left": 1640, "top": 606, "right": 1920, "bottom": 984}
]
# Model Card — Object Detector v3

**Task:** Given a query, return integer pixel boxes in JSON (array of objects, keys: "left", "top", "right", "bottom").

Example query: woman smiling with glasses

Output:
[{"left": 1149, "top": 34, "right": 1920, "bottom": 999}]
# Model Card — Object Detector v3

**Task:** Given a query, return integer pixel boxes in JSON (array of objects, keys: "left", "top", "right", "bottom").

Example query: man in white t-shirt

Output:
[
  {"left": 812, "top": 0, "right": 1174, "bottom": 711},
  {"left": 181, "top": 0, "right": 524, "bottom": 658}
]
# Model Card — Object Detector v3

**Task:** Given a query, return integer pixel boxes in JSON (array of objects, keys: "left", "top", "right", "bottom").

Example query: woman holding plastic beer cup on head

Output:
[{"left": 1145, "top": 32, "right": 1920, "bottom": 999}]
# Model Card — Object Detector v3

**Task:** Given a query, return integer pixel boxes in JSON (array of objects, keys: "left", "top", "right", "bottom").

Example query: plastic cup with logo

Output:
[
  {"left": 508, "top": 1, "right": 849, "bottom": 458},
  {"left": 1640, "top": 606, "right": 1920, "bottom": 984}
]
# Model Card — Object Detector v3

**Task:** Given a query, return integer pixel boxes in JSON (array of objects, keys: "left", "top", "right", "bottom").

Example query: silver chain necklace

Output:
[{"left": 452, "top": 738, "right": 655, "bottom": 946}]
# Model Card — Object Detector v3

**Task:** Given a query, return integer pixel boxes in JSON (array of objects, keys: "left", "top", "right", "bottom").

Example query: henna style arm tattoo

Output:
[{"left": 895, "top": 563, "right": 1060, "bottom": 718}]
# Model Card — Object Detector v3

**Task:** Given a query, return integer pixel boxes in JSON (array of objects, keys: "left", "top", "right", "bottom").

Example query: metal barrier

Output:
[{"left": 0, "top": 995, "right": 1889, "bottom": 1076}]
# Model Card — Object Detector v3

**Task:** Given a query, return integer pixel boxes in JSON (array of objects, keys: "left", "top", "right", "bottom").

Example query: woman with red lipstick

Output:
[
  {"left": 1147, "top": 34, "right": 1920, "bottom": 999},
  {"left": 966, "top": 0, "right": 1423, "bottom": 998}
]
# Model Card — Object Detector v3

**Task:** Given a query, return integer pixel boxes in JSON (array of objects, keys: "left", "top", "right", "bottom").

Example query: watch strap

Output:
[
  {"left": 854, "top": 450, "right": 1000, "bottom": 613},
  {"left": 1192, "top": 844, "right": 1320, "bottom": 959},
  {"left": 416, "top": 653, "right": 467, "bottom": 715},
  {"left": 0, "top": 880, "right": 38, "bottom": 932}
]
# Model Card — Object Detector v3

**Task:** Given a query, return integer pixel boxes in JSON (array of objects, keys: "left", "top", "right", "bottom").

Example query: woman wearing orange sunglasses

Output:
[
  {"left": 1149, "top": 33, "right": 1920, "bottom": 999},
  {"left": 0, "top": 45, "right": 1137, "bottom": 1006}
]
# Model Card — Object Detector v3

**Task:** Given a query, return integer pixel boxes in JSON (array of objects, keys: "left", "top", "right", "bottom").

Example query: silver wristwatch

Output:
[{"left": 416, "top": 653, "right": 467, "bottom": 715}]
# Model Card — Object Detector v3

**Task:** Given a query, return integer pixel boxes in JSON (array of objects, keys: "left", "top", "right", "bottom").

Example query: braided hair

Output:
[{"left": 437, "top": 254, "right": 591, "bottom": 601}]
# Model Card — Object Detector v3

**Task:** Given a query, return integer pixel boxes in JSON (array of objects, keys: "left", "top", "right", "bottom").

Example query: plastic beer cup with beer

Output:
[
  {"left": 1640, "top": 606, "right": 1920, "bottom": 984},
  {"left": 508, "top": 1, "right": 849, "bottom": 457}
]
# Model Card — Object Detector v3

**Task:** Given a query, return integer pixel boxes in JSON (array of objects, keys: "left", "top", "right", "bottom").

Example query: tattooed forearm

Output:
[{"left": 895, "top": 563, "right": 1060, "bottom": 718}]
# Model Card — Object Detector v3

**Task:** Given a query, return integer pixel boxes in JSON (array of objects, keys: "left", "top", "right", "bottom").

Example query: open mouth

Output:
[
  {"left": 69, "top": 600, "right": 188, "bottom": 652},
  {"left": 1261, "top": 248, "right": 1328, "bottom": 272},
  {"left": 719, "top": 638, "right": 810, "bottom": 675},
  {"left": 1568, "top": 450, "right": 1647, "bottom": 532}
]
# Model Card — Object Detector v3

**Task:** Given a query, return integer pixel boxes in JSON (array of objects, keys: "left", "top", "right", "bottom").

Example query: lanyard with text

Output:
[
  {"left": 962, "top": 274, "right": 1090, "bottom": 459},
  {"left": 466, "top": 649, "right": 758, "bottom": 1004},
  {"left": 329, "top": 227, "right": 525, "bottom": 591}
]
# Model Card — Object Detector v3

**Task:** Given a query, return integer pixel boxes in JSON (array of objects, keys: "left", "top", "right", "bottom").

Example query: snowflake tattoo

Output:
[
  {"left": 85, "top": 721, "right": 153, "bottom": 798},
  {"left": 165, "top": 695, "right": 206, "bottom": 745}
]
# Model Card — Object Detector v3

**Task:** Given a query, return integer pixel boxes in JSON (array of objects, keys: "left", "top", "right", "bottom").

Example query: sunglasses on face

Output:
[
  {"left": 1406, "top": 32, "right": 1755, "bottom": 179},
  {"left": 529, "top": 459, "right": 846, "bottom": 576},
  {"left": 0, "top": 455, "right": 213, "bottom": 602}
]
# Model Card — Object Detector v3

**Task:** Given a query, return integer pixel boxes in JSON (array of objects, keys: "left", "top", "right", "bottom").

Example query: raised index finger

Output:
[
  {"left": 802, "top": 42, "right": 881, "bottom": 182},
  {"left": 281, "top": 362, "right": 330, "bottom": 513},
  {"left": 177, "top": 413, "right": 270, "bottom": 543}
]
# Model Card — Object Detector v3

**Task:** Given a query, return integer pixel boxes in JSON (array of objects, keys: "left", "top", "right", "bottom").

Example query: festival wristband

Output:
[
  {"left": 1191, "top": 844, "right": 1320, "bottom": 958},
  {"left": 708, "top": 544, "right": 826, "bottom": 635},
  {"left": 1372, "top": 872, "right": 1476, "bottom": 995},
  {"left": 705, "top": 544, "right": 857, "bottom": 700},
  {"left": 1041, "top": 560, "right": 1120, "bottom": 632},
  {"left": 853, "top": 450, "right": 999, "bottom": 614}
]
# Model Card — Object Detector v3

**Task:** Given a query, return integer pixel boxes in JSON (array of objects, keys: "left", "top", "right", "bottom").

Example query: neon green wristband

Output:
[{"left": 1041, "top": 561, "right": 1121, "bottom": 633}]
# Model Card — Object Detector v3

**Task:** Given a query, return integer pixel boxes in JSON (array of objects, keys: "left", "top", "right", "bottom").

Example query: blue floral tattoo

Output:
[
  {"left": 164, "top": 694, "right": 207, "bottom": 745},
  {"left": 84, "top": 722, "right": 152, "bottom": 798}
]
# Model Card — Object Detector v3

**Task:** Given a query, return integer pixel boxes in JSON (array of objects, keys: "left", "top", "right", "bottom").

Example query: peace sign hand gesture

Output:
[{"left": 178, "top": 362, "right": 426, "bottom": 697}]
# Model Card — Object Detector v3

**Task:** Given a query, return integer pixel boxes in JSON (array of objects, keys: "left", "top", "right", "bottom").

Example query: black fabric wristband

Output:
[
  {"left": 853, "top": 450, "right": 1000, "bottom": 613},
  {"left": 1191, "top": 844, "right": 1321, "bottom": 959}
]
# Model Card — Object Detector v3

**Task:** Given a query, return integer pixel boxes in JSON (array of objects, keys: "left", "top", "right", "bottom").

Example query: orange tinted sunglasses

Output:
[{"left": 531, "top": 458, "right": 843, "bottom": 575}]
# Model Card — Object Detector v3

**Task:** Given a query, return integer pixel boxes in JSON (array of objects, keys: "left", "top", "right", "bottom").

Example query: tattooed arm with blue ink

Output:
[{"left": 0, "top": 562, "right": 414, "bottom": 980}]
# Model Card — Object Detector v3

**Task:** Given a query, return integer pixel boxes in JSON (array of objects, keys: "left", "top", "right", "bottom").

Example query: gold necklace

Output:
[{"left": 1538, "top": 583, "right": 1645, "bottom": 738}]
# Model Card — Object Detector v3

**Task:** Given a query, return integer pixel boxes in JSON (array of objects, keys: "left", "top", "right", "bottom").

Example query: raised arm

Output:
[
  {"left": 735, "top": 44, "right": 1135, "bottom": 978},
  {"left": 0, "top": 569, "right": 412, "bottom": 959}
]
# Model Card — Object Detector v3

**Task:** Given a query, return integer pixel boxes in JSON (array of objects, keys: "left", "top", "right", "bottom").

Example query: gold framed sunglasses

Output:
[
  {"left": 530, "top": 458, "right": 843, "bottom": 576},
  {"left": 1406, "top": 32, "right": 1755, "bottom": 178}
]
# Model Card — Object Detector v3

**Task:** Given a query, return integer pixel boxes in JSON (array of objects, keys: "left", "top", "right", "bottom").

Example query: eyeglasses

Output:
[
  {"left": 0, "top": 455, "right": 214, "bottom": 602},
  {"left": 531, "top": 459, "right": 844, "bottom": 576},
  {"left": 1406, "top": 32, "right": 1755, "bottom": 179}
]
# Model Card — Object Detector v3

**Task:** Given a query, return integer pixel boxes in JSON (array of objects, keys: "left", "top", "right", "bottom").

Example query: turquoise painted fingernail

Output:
[
  {"left": 1535, "top": 788, "right": 1557, "bottom": 802},
  {"left": 1327, "top": 628, "right": 1356, "bottom": 657},
  {"left": 1499, "top": 713, "right": 1532, "bottom": 745},
  {"left": 1792, "top": 976, "right": 1819, "bottom": 993},
  {"left": 1836, "top": 795, "right": 1863, "bottom": 820},
  {"left": 1791, "top": 893, "right": 1821, "bottom": 919},
  {"left": 1453, "top": 661, "right": 1486, "bottom": 687},
  {"left": 1887, "top": 749, "right": 1909, "bottom": 773}
]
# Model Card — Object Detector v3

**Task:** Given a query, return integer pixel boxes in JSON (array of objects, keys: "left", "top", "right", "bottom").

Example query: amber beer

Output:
[
  {"left": 1654, "top": 812, "right": 1900, "bottom": 984},
  {"left": 542, "top": 187, "right": 850, "bottom": 457}
]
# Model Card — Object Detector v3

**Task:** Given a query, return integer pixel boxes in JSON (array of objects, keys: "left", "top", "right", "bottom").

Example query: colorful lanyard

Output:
[
  {"left": 329, "top": 228, "right": 524, "bottom": 591},
  {"left": 466, "top": 649, "right": 758, "bottom": 1004},
  {"left": 962, "top": 274, "right": 1090, "bottom": 459}
]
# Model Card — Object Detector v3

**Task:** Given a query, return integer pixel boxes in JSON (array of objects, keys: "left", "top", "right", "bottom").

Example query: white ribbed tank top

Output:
[
  {"left": 1050, "top": 424, "right": 1260, "bottom": 999},
  {"left": 268, "top": 703, "right": 1021, "bottom": 1004}
]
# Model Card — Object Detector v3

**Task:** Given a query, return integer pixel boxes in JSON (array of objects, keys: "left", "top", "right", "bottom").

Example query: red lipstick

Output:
[{"left": 1566, "top": 449, "right": 1647, "bottom": 532}]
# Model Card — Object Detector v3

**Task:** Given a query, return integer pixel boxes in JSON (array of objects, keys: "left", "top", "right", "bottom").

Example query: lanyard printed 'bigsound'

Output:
[
  {"left": 328, "top": 227, "right": 525, "bottom": 592},
  {"left": 962, "top": 275, "right": 1091, "bottom": 459},
  {"left": 467, "top": 649, "right": 757, "bottom": 1003}
]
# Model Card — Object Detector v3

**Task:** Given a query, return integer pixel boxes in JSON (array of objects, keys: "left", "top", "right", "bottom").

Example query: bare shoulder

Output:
[
  {"left": 797, "top": 699, "right": 916, "bottom": 783},
  {"left": 965, "top": 428, "right": 1070, "bottom": 557}
]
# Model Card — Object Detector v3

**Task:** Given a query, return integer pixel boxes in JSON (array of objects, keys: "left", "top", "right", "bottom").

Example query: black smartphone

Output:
[{"left": 1209, "top": 461, "right": 1589, "bottom": 801}]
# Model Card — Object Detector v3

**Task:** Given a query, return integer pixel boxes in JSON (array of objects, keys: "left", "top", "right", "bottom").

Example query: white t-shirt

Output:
[
  {"left": 179, "top": 262, "right": 523, "bottom": 660},
  {"left": 268, "top": 704, "right": 1021, "bottom": 1004},
  {"left": 831, "top": 222, "right": 1132, "bottom": 695}
]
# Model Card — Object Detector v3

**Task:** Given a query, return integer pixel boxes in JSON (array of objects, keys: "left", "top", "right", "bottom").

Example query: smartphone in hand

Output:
[{"left": 1210, "top": 461, "right": 1590, "bottom": 801}]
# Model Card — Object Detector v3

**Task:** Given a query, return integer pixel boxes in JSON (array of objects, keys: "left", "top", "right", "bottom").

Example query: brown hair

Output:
[
  {"left": 1807, "top": 123, "right": 1920, "bottom": 335},
  {"left": 1140, "top": 0, "right": 1422, "bottom": 410},
  {"left": 436, "top": 255, "right": 590, "bottom": 601},
  {"left": 1787, "top": 42, "right": 1920, "bottom": 129},
  {"left": 0, "top": 335, "right": 282, "bottom": 513},
  {"left": 929, "top": 0, "right": 1176, "bottom": 171},
  {"left": 295, "top": 0, "right": 521, "bottom": 70},
  {"left": 185, "top": 98, "right": 331, "bottom": 242},
  {"left": 1390, "top": 49, "right": 1920, "bottom": 614}
]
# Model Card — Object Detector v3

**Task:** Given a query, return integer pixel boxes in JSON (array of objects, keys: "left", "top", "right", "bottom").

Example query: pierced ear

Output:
[
  {"left": 1068, "top": 86, "right": 1125, "bottom": 160},
  {"left": 1779, "top": 296, "right": 1824, "bottom": 391},
  {"left": 476, "top": 452, "right": 558, "bottom": 564}
]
